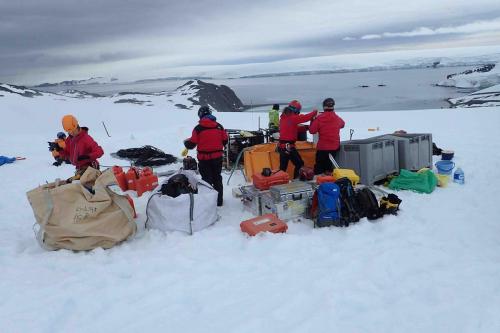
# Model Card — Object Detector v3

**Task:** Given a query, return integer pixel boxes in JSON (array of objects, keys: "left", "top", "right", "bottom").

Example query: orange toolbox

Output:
[
  {"left": 240, "top": 213, "right": 288, "bottom": 236},
  {"left": 252, "top": 170, "right": 289, "bottom": 190}
]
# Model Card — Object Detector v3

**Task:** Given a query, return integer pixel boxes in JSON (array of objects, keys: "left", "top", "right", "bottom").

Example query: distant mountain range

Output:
[{"left": 34, "top": 77, "right": 119, "bottom": 87}]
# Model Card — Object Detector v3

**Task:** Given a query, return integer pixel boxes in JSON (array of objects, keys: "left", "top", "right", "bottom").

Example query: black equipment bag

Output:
[
  {"left": 355, "top": 188, "right": 382, "bottom": 220},
  {"left": 183, "top": 156, "right": 198, "bottom": 171},
  {"left": 335, "top": 177, "right": 360, "bottom": 226},
  {"left": 160, "top": 174, "right": 197, "bottom": 198}
]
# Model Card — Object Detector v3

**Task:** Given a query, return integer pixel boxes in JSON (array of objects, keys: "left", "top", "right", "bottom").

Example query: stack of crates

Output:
[
  {"left": 373, "top": 133, "right": 433, "bottom": 171},
  {"left": 336, "top": 137, "right": 399, "bottom": 185}
]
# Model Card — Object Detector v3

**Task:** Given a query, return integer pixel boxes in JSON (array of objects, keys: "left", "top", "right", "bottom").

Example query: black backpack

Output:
[
  {"left": 182, "top": 156, "right": 198, "bottom": 171},
  {"left": 335, "top": 177, "right": 360, "bottom": 226},
  {"left": 160, "top": 174, "right": 196, "bottom": 198},
  {"left": 355, "top": 188, "right": 382, "bottom": 220}
]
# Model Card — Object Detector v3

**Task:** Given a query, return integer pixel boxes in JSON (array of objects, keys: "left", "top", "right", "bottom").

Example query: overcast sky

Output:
[{"left": 2, "top": 0, "right": 500, "bottom": 84}]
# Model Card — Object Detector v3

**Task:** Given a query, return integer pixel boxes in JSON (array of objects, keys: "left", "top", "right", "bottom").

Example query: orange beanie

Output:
[{"left": 62, "top": 114, "right": 79, "bottom": 132}]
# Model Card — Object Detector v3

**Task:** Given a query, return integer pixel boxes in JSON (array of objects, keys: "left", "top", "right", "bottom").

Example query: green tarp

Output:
[{"left": 389, "top": 169, "right": 438, "bottom": 194}]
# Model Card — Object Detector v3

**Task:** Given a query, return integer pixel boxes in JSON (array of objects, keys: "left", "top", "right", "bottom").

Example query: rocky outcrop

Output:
[{"left": 169, "top": 80, "right": 244, "bottom": 112}]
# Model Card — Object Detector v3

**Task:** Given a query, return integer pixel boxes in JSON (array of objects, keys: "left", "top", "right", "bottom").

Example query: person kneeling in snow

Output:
[
  {"left": 61, "top": 114, "right": 104, "bottom": 179},
  {"left": 184, "top": 106, "right": 228, "bottom": 206}
]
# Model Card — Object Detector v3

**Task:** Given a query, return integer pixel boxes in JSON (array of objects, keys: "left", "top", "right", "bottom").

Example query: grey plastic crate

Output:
[
  {"left": 375, "top": 133, "right": 433, "bottom": 171},
  {"left": 336, "top": 137, "right": 399, "bottom": 185}
]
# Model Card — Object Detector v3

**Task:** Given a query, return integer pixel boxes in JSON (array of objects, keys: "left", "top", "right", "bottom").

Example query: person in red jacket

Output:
[
  {"left": 309, "top": 98, "right": 345, "bottom": 174},
  {"left": 184, "top": 106, "right": 228, "bottom": 206},
  {"left": 278, "top": 100, "right": 317, "bottom": 178},
  {"left": 61, "top": 114, "right": 104, "bottom": 178}
]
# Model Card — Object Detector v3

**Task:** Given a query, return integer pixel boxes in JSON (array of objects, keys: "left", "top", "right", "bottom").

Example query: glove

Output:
[
  {"left": 181, "top": 148, "right": 189, "bottom": 157},
  {"left": 77, "top": 155, "right": 90, "bottom": 161},
  {"left": 52, "top": 160, "right": 62, "bottom": 167}
]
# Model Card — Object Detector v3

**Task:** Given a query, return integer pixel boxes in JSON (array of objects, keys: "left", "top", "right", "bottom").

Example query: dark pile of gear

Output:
[{"left": 114, "top": 145, "right": 177, "bottom": 167}]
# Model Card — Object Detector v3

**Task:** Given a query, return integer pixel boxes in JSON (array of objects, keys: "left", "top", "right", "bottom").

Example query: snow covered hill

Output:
[
  {"left": 1, "top": 80, "right": 244, "bottom": 112},
  {"left": 448, "top": 83, "right": 500, "bottom": 107},
  {"left": 437, "top": 63, "right": 500, "bottom": 89},
  {"left": 1, "top": 88, "right": 500, "bottom": 332},
  {"left": 0, "top": 83, "right": 43, "bottom": 97}
]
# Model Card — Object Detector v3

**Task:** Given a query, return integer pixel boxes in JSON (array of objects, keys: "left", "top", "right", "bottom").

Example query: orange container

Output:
[
  {"left": 316, "top": 175, "right": 336, "bottom": 184},
  {"left": 240, "top": 214, "right": 288, "bottom": 236},
  {"left": 126, "top": 194, "right": 137, "bottom": 218},
  {"left": 112, "top": 166, "right": 128, "bottom": 191},
  {"left": 125, "top": 167, "right": 139, "bottom": 191},
  {"left": 244, "top": 142, "right": 316, "bottom": 182},
  {"left": 252, "top": 170, "right": 289, "bottom": 190},
  {"left": 135, "top": 167, "right": 159, "bottom": 197}
]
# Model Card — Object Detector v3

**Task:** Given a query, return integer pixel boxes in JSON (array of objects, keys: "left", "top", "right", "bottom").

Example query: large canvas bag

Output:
[
  {"left": 26, "top": 168, "right": 136, "bottom": 251},
  {"left": 146, "top": 171, "right": 218, "bottom": 234}
]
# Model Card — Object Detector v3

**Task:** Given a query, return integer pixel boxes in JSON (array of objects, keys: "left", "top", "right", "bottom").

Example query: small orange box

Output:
[
  {"left": 240, "top": 214, "right": 288, "bottom": 236},
  {"left": 252, "top": 170, "right": 289, "bottom": 190}
]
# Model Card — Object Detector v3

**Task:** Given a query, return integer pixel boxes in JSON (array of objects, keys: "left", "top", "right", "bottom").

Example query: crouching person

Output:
[
  {"left": 61, "top": 114, "right": 104, "bottom": 179},
  {"left": 184, "top": 106, "right": 228, "bottom": 206}
]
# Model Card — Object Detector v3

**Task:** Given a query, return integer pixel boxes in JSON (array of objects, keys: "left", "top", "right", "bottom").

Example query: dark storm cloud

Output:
[{"left": 1, "top": 0, "right": 500, "bottom": 84}]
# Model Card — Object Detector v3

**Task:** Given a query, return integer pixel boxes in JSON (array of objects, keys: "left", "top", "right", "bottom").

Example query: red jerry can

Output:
[
  {"left": 112, "top": 166, "right": 128, "bottom": 191},
  {"left": 135, "top": 167, "right": 159, "bottom": 197},
  {"left": 125, "top": 167, "right": 139, "bottom": 191}
]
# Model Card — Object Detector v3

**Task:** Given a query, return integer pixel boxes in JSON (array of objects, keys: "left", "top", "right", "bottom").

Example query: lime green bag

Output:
[{"left": 389, "top": 169, "right": 438, "bottom": 194}]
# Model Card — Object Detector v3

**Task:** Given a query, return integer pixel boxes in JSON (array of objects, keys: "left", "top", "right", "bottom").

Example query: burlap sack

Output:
[{"left": 26, "top": 168, "right": 137, "bottom": 251}]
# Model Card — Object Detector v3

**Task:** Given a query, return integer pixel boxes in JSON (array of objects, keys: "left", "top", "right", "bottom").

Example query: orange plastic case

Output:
[
  {"left": 252, "top": 170, "right": 289, "bottom": 190},
  {"left": 240, "top": 214, "right": 288, "bottom": 236}
]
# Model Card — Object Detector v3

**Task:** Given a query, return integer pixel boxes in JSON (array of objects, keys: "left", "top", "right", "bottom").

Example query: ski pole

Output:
[{"left": 102, "top": 121, "right": 111, "bottom": 137}]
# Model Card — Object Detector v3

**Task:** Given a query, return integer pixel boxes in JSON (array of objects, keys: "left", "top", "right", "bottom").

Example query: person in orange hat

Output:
[{"left": 61, "top": 114, "right": 104, "bottom": 178}]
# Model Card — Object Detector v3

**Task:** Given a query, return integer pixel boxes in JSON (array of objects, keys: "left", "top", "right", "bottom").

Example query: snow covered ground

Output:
[{"left": 1, "top": 89, "right": 500, "bottom": 332}]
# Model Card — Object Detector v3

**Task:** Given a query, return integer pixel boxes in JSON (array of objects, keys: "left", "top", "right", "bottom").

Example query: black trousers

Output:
[
  {"left": 314, "top": 150, "right": 339, "bottom": 175},
  {"left": 279, "top": 147, "right": 304, "bottom": 179},
  {"left": 198, "top": 157, "right": 223, "bottom": 206}
]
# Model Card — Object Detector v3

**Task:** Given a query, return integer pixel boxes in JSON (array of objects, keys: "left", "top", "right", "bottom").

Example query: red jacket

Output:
[
  {"left": 63, "top": 128, "right": 104, "bottom": 169},
  {"left": 309, "top": 111, "right": 345, "bottom": 150},
  {"left": 279, "top": 111, "right": 317, "bottom": 143},
  {"left": 184, "top": 117, "right": 228, "bottom": 160}
]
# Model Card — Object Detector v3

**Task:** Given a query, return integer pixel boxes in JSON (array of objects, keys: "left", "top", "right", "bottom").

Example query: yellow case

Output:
[{"left": 332, "top": 169, "right": 360, "bottom": 185}]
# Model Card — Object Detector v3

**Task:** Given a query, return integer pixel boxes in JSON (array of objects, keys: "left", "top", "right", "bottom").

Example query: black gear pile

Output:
[{"left": 114, "top": 145, "right": 177, "bottom": 166}]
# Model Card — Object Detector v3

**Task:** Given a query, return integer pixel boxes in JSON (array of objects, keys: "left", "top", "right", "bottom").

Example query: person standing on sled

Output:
[
  {"left": 61, "top": 114, "right": 104, "bottom": 179},
  {"left": 309, "top": 98, "right": 345, "bottom": 174},
  {"left": 184, "top": 106, "right": 228, "bottom": 206},
  {"left": 278, "top": 100, "right": 317, "bottom": 178}
]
